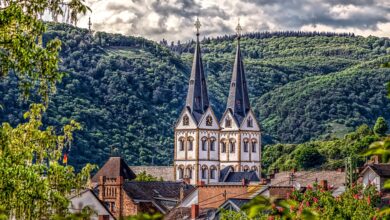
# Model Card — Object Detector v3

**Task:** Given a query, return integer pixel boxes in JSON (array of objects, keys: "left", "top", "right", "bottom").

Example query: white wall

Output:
[{"left": 70, "top": 190, "right": 114, "bottom": 220}]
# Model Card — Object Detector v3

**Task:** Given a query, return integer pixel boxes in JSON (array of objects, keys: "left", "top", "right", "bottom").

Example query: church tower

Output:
[
  {"left": 219, "top": 21, "right": 261, "bottom": 173},
  {"left": 174, "top": 18, "right": 220, "bottom": 184}
]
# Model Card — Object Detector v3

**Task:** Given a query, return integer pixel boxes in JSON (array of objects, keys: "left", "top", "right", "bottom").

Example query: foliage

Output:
[
  {"left": 221, "top": 184, "right": 384, "bottom": 220},
  {"left": 0, "top": 0, "right": 89, "bottom": 104},
  {"left": 295, "top": 145, "right": 324, "bottom": 169},
  {"left": 262, "top": 124, "right": 379, "bottom": 172},
  {"left": 0, "top": 104, "right": 95, "bottom": 219},
  {"left": 134, "top": 171, "right": 163, "bottom": 181},
  {"left": 374, "top": 117, "right": 388, "bottom": 136},
  {"left": 1, "top": 24, "right": 390, "bottom": 168},
  {"left": 126, "top": 212, "right": 163, "bottom": 220},
  {"left": 0, "top": 0, "right": 96, "bottom": 219}
]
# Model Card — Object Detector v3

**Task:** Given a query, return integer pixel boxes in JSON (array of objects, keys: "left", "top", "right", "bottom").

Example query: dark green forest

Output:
[{"left": 0, "top": 23, "right": 389, "bottom": 169}]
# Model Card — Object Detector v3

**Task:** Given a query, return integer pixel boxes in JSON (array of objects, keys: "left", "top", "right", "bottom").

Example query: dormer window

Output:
[
  {"left": 225, "top": 117, "right": 232, "bottom": 128},
  {"left": 247, "top": 117, "right": 253, "bottom": 127},
  {"left": 183, "top": 115, "right": 189, "bottom": 126},
  {"left": 206, "top": 115, "right": 213, "bottom": 126}
]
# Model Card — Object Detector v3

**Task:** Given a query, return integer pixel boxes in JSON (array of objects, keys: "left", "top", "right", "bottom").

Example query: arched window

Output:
[
  {"left": 243, "top": 140, "right": 249, "bottom": 152},
  {"left": 230, "top": 141, "right": 235, "bottom": 153},
  {"left": 206, "top": 115, "right": 213, "bottom": 126},
  {"left": 188, "top": 139, "right": 193, "bottom": 151},
  {"left": 201, "top": 167, "right": 207, "bottom": 179},
  {"left": 210, "top": 167, "right": 216, "bottom": 179},
  {"left": 201, "top": 137, "right": 207, "bottom": 151},
  {"left": 179, "top": 138, "right": 184, "bottom": 151},
  {"left": 247, "top": 117, "right": 253, "bottom": 127},
  {"left": 252, "top": 141, "right": 256, "bottom": 153},
  {"left": 178, "top": 168, "right": 184, "bottom": 179},
  {"left": 243, "top": 166, "right": 249, "bottom": 172},
  {"left": 221, "top": 142, "right": 226, "bottom": 153},
  {"left": 210, "top": 138, "right": 215, "bottom": 151},
  {"left": 186, "top": 167, "right": 192, "bottom": 179},
  {"left": 183, "top": 115, "right": 189, "bottom": 126}
]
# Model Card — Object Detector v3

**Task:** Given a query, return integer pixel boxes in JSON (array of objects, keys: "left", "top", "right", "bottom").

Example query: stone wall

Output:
[{"left": 130, "top": 166, "right": 174, "bottom": 181}]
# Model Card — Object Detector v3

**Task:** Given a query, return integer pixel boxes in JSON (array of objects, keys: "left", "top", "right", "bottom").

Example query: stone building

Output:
[
  {"left": 92, "top": 156, "right": 194, "bottom": 219},
  {"left": 174, "top": 19, "right": 261, "bottom": 185}
]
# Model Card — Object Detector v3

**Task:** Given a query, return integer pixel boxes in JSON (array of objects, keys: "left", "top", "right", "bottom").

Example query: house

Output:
[
  {"left": 360, "top": 163, "right": 390, "bottom": 192},
  {"left": 91, "top": 156, "right": 195, "bottom": 219},
  {"left": 69, "top": 189, "right": 115, "bottom": 220}
]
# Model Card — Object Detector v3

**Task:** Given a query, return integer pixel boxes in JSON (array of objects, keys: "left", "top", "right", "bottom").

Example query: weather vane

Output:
[
  {"left": 195, "top": 17, "right": 201, "bottom": 36},
  {"left": 236, "top": 18, "right": 242, "bottom": 38}
]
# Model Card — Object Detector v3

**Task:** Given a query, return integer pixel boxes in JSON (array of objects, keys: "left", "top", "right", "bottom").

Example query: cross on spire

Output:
[
  {"left": 194, "top": 17, "right": 201, "bottom": 36},
  {"left": 88, "top": 17, "right": 92, "bottom": 33}
]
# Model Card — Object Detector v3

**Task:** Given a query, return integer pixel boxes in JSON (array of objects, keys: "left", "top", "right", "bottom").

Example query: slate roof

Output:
[
  {"left": 91, "top": 157, "right": 136, "bottom": 182},
  {"left": 219, "top": 166, "right": 233, "bottom": 182},
  {"left": 122, "top": 181, "right": 195, "bottom": 201},
  {"left": 219, "top": 166, "right": 260, "bottom": 183},
  {"left": 365, "top": 164, "right": 390, "bottom": 178},
  {"left": 185, "top": 33, "right": 209, "bottom": 123},
  {"left": 227, "top": 198, "right": 251, "bottom": 209},
  {"left": 224, "top": 171, "right": 260, "bottom": 183},
  {"left": 226, "top": 36, "right": 250, "bottom": 124},
  {"left": 122, "top": 181, "right": 195, "bottom": 214}
]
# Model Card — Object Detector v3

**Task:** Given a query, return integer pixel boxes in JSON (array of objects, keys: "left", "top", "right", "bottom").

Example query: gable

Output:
[
  {"left": 240, "top": 110, "right": 260, "bottom": 131},
  {"left": 175, "top": 108, "right": 198, "bottom": 130},
  {"left": 220, "top": 110, "right": 239, "bottom": 131},
  {"left": 198, "top": 107, "right": 220, "bottom": 129}
]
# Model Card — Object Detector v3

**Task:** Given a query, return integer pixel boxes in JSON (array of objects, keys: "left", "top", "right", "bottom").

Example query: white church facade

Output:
[{"left": 173, "top": 19, "right": 261, "bottom": 185}]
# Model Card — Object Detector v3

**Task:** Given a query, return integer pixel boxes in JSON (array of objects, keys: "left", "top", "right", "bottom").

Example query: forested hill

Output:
[{"left": 0, "top": 23, "right": 390, "bottom": 170}]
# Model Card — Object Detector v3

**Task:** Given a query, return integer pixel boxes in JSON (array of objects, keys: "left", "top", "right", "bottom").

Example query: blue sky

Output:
[{"left": 76, "top": 0, "right": 390, "bottom": 42}]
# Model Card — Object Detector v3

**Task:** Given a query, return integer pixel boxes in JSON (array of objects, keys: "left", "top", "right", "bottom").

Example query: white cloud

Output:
[{"left": 76, "top": 0, "right": 390, "bottom": 42}]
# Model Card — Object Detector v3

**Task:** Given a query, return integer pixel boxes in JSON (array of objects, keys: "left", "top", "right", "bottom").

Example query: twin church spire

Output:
[
  {"left": 185, "top": 18, "right": 250, "bottom": 123},
  {"left": 185, "top": 18, "right": 209, "bottom": 122}
]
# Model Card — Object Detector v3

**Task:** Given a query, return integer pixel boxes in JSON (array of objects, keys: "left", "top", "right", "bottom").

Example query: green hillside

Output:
[{"left": 0, "top": 24, "right": 389, "bottom": 169}]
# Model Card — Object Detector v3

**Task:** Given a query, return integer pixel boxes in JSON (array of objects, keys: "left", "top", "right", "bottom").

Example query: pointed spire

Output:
[
  {"left": 88, "top": 17, "right": 92, "bottom": 33},
  {"left": 185, "top": 18, "right": 210, "bottom": 122},
  {"left": 226, "top": 20, "right": 250, "bottom": 123}
]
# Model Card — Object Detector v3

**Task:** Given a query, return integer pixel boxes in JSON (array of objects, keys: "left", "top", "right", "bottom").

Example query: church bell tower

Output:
[
  {"left": 219, "top": 21, "right": 261, "bottom": 174},
  {"left": 174, "top": 18, "right": 220, "bottom": 184}
]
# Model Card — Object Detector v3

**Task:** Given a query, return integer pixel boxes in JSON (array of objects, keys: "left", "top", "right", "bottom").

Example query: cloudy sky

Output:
[{"left": 76, "top": 0, "right": 390, "bottom": 42}]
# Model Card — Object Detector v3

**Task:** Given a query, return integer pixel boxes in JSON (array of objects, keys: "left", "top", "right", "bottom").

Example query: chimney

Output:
[
  {"left": 373, "top": 155, "right": 380, "bottom": 164},
  {"left": 197, "top": 181, "right": 205, "bottom": 186},
  {"left": 179, "top": 185, "right": 185, "bottom": 202},
  {"left": 191, "top": 204, "right": 199, "bottom": 220},
  {"left": 98, "top": 176, "right": 106, "bottom": 200},
  {"left": 241, "top": 178, "right": 248, "bottom": 186},
  {"left": 320, "top": 180, "right": 328, "bottom": 191}
]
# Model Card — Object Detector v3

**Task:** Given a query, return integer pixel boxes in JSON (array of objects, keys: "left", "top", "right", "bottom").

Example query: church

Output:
[{"left": 173, "top": 19, "right": 261, "bottom": 185}]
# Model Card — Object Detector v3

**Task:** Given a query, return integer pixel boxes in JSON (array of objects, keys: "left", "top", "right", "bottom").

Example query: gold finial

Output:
[
  {"left": 236, "top": 18, "right": 242, "bottom": 38},
  {"left": 194, "top": 17, "right": 201, "bottom": 36}
]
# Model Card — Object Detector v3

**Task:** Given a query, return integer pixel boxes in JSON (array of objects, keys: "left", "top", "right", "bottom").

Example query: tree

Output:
[
  {"left": 0, "top": 0, "right": 90, "bottom": 104},
  {"left": 295, "top": 145, "right": 324, "bottom": 169},
  {"left": 134, "top": 171, "right": 163, "bottom": 182},
  {"left": 0, "top": 0, "right": 93, "bottom": 219},
  {"left": 0, "top": 104, "right": 95, "bottom": 219},
  {"left": 374, "top": 117, "right": 388, "bottom": 136}
]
